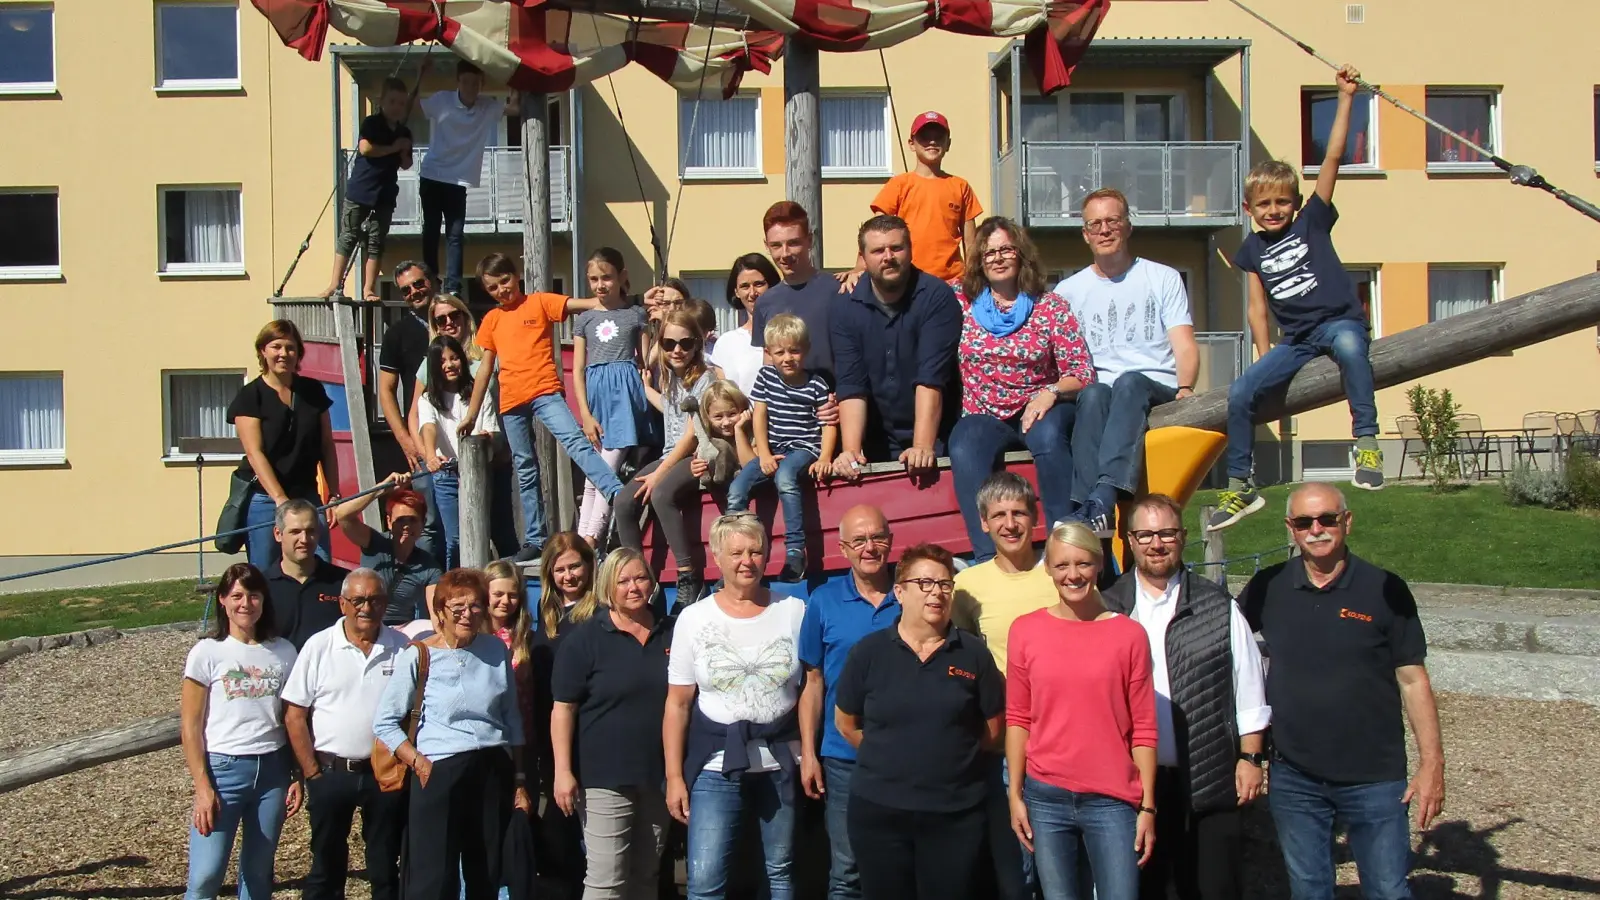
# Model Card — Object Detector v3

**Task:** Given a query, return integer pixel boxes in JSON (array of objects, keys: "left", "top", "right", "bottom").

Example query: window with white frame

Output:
[
  {"left": 682, "top": 274, "right": 729, "bottom": 308},
  {"left": 1346, "top": 266, "right": 1381, "bottom": 338},
  {"left": 1300, "top": 89, "right": 1377, "bottom": 170},
  {"left": 1425, "top": 89, "right": 1500, "bottom": 169},
  {"left": 1020, "top": 91, "right": 1186, "bottom": 143},
  {"left": 0, "top": 373, "right": 65, "bottom": 464},
  {"left": 0, "top": 190, "right": 60, "bottom": 277},
  {"left": 0, "top": 5, "right": 54, "bottom": 93},
  {"left": 821, "top": 94, "right": 891, "bottom": 177},
  {"left": 679, "top": 92, "right": 760, "bottom": 177},
  {"left": 1428, "top": 265, "right": 1499, "bottom": 322},
  {"left": 164, "top": 370, "right": 244, "bottom": 457},
  {"left": 160, "top": 187, "right": 243, "bottom": 274},
  {"left": 156, "top": 1, "right": 239, "bottom": 89}
]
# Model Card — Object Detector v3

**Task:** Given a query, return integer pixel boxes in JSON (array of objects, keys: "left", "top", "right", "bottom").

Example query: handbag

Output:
[
  {"left": 373, "top": 641, "right": 431, "bottom": 792},
  {"left": 213, "top": 471, "right": 257, "bottom": 555}
]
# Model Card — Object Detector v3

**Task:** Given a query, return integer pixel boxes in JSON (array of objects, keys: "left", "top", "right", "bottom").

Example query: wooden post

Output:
[
  {"left": 0, "top": 713, "right": 180, "bottom": 795},
  {"left": 784, "top": 38, "right": 822, "bottom": 264},
  {"left": 332, "top": 299, "right": 379, "bottom": 527},
  {"left": 458, "top": 435, "right": 492, "bottom": 569},
  {"left": 1200, "top": 506, "right": 1225, "bottom": 580}
]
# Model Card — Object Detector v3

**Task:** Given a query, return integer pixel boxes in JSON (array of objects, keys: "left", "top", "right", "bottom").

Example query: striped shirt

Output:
[{"left": 751, "top": 366, "right": 829, "bottom": 456}]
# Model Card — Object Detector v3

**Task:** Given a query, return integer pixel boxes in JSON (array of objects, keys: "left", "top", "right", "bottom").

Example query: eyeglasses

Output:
[
  {"left": 444, "top": 602, "right": 484, "bottom": 617},
  {"left": 432, "top": 311, "right": 465, "bottom": 327},
  {"left": 1129, "top": 528, "right": 1184, "bottom": 545},
  {"left": 899, "top": 577, "right": 955, "bottom": 594},
  {"left": 343, "top": 594, "right": 388, "bottom": 608},
  {"left": 1084, "top": 216, "right": 1128, "bottom": 234},
  {"left": 401, "top": 279, "right": 432, "bottom": 295},
  {"left": 841, "top": 533, "right": 892, "bottom": 551},
  {"left": 659, "top": 337, "right": 699, "bottom": 353},
  {"left": 980, "top": 246, "right": 1019, "bottom": 263},
  {"left": 1289, "top": 513, "right": 1344, "bottom": 531}
]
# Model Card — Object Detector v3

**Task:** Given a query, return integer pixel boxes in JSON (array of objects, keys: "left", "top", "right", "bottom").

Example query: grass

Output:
[
  {"left": 1179, "top": 483, "right": 1600, "bottom": 590},
  {"left": 0, "top": 578, "right": 209, "bottom": 642}
]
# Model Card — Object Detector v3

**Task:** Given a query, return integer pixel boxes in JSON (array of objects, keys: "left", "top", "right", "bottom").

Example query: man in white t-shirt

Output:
[
  {"left": 1055, "top": 188, "right": 1200, "bottom": 535},
  {"left": 418, "top": 60, "right": 518, "bottom": 295}
]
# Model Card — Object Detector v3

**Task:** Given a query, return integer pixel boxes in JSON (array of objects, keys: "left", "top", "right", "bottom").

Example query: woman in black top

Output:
[
  {"left": 227, "top": 320, "right": 339, "bottom": 572},
  {"left": 834, "top": 543, "right": 1006, "bottom": 900}
]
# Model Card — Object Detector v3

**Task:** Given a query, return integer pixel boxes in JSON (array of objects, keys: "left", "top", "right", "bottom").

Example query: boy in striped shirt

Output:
[{"left": 727, "top": 313, "right": 838, "bottom": 581}]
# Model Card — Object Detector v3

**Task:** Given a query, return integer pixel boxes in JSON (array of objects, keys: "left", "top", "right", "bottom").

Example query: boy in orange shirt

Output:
[{"left": 870, "top": 111, "right": 984, "bottom": 282}]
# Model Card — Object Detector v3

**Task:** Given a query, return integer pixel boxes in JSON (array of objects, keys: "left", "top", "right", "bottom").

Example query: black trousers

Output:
[
  {"left": 1139, "top": 767, "right": 1242, "bottom": 900},
  {"left": 404, "top": 748, "right": 514, "bottom": 900},
  {"left": 305, "top": 763, "right": 408, "bottom": 900},
  {"left": 848, "top": 793, "right": 986, "bottom": 900}
]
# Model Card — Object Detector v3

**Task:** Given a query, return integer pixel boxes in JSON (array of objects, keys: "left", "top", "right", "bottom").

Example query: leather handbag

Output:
[
  {"left": 213, "top": 471, "right": 256, "bottom": 555},
  {"left": 373, "top": 641, "right": 430, "bottom": 792}
]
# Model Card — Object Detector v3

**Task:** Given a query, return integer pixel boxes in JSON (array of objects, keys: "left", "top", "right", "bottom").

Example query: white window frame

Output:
[
  {"left": 154, "top": 1, "right": 242, "bottom": 92},
  {"left": 162, "top": 368, "right": 246, "bottom": 462},
  {"left": 820, "top": 91, "right": 893, "bottom": 179},
  {"left": 678, "top": 90, "right": 763, "bottom": 180},
  {"left": 1346, "top": 265, "right": 1382, "bottom": 339},
  {"left": 0, "top": 4, "right": 56, "bottom": 95},
  {"left": 0, "top": 371, "right": 65, "bottom": 466},
  {"left": 0, "top": 188, "right": 62, "bottom": 281},
  {"left": 158, "top": 184, "right": 246, "bottom": 277},
  {"left": 1024, "top": 89, "right": 1189, "bottom": 143},
  {"left": 1427, "top": 264, "right": 1502, "bottom": 323},
  {"left": 1424, "top": 87, "right": 1502, "bottom": 175},
  {"left": 1302, "top": 89, "right": 1380, "bottom": 175}
]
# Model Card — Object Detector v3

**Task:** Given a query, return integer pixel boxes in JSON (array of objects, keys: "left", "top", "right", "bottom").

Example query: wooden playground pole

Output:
[{"left": 784, "top": 38, "right": 823, "bottom": 263}]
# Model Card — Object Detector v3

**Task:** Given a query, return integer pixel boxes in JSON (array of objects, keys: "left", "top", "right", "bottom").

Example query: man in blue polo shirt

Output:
[
  {"left": 829, "top": 215, "right": 962, "bottom": 479},
  {"left": 798, "top": 504, "right": 900, "bottom": 900}
]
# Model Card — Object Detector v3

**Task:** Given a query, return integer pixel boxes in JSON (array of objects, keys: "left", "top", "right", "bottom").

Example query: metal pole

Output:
[
  {"left": 195, "top": 453, "right": 206, "bottom": 587},
  {"left": 784, "top": 38, "right": 823, "bottom": 265},
  {"left": 1201, "top": 505, "right": 1225, "bottom": 578},
  {"left": 459, "top": 435, "right": 492, "bottom": 568}
]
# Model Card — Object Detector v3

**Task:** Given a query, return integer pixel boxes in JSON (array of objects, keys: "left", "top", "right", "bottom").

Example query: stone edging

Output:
[{"left": 0, "top": 621, "right": 201, "bottom": 665}]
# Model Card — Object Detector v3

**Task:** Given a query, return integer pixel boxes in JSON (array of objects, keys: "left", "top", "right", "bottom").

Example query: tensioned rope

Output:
[
  {"left": 593, "top": 11, "right": 670, "bottom": 279},
  {"left": 878, "top": 49, "right": 909, "bottom": 174}
]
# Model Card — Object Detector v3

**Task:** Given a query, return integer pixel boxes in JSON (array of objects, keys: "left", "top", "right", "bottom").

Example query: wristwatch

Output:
[{"left": 1238, "top": 751, "right": 1267, "bottom": 767}]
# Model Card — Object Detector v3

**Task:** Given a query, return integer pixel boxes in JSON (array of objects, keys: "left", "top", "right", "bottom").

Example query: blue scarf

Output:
[{"left": 971, "top": 288, "right": 1034, "bottom": 338}]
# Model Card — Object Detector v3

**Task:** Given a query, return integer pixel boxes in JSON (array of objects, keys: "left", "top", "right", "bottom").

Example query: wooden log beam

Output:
[
  {"left": 784, "top": 38, "right": 822, "bottom": 265},
  {"left": 333, "top": 300, "right": 380, "bottom": 527},
  {"left": 543, "top": 0, "right": 755, "bottom": 30},
  {"left": 1149, "top": 271, "right": 1600, "bottom": 433},
  {"left": 459, "top": 435, "right": 492, "bottom": 568},
  {"left": 0, "top": 713, "right": 181, "bottom": 795}
]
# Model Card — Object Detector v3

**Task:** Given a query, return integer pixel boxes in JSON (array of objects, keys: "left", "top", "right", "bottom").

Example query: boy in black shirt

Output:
[
  {"left": 323, "top": 77, "right": 413, "bottom": 303},
  {"left": 1209, "top": 63, "right": 1383, "bottom": 533}
]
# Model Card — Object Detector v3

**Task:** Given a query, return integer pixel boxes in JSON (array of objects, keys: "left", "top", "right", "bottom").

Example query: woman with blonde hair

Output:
[{"left": 1005, "top": 522, "right": 1158, "bottom": 900}]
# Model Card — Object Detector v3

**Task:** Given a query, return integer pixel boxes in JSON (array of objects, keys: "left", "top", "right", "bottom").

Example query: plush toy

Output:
[{"left": 680, "top": 396, "right": 738, "bottom": 489}]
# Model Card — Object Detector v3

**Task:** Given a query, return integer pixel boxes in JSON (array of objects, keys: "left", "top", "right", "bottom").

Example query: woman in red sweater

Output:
[{"left": 1004, "top": 521, "right": 1158, "bottom": 900}]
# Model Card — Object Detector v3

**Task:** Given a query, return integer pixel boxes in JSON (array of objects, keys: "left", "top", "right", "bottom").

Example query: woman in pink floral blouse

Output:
[{"left": 949, "top": 217, "right": 1096, "bottom": 561}]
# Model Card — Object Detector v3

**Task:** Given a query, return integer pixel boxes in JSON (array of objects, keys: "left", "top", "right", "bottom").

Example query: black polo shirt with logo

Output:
[
  {"left": 1240, "top": 552, "right": 1427, "bottom": 784},
  {"left": 378, "top": 311, "right": 431, "bottom": 420},
  {"left": 549, "top": 611, "right": 674, "bottom": 791},
  {"left": 834, "top": 623, "right": 1004, "bottom": 812},
  {"left": 267, "top": 558, "right": 352, "bottom": 650}
]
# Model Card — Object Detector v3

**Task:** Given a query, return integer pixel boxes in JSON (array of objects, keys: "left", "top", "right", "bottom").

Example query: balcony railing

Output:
[
  {"left": 1012, "top": 141, "right": 1242, "bottom": 228},
  {"left": 340, "top": 145, "right": 573, "bottom": 235}
]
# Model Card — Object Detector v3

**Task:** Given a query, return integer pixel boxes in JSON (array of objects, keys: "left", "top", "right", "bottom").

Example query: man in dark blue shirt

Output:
[
  {"left": 829, "top": 215, "right": 962, "bottom": 477},
  {"left": 323, "top": 77, "right": 413, "bottom": 304}
]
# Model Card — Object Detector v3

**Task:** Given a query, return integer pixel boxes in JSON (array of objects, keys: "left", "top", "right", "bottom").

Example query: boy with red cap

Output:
[{"left": 864, "top": 111, "right": 984, "bottom": 283}]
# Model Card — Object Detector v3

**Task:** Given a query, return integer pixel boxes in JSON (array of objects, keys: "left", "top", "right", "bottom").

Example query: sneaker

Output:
[
  {"left": 778, "top": 552, "right": 806, "bottom": 583},
  {"left": 1352, "top": 448, "right": 1386, "bottom": 491},
  {"left": 1077, "top": 500, "right": 1115, "bottom": 540},
  {"left": 673, "top": 571, "right": 705, "bottom": 612},
  {"left": 1205, "top": 489, "right": 1265, "bottom": 532},
  {"left": 512, "top": 543, "right": 543, "bottom": 564}
]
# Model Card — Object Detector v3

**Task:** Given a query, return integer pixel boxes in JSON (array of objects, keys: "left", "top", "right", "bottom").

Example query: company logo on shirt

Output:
[
  {"left": 947, "top": 665, "right": 976, "bottom": 681},
  {"left": 221, "top": 663, "right": 285, "bottom": 700},
  {"left": 1339, "top": 608, "right": 1374, "bottom": 623}
]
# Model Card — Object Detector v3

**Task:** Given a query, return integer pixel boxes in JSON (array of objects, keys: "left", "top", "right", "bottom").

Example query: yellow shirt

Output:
[{"left": 952, "top": 559, "right": 1058, "bottom": 675}]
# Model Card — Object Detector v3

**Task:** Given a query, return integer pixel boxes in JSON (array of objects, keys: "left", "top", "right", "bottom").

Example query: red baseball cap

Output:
[{"left": 910, "top": 110, "right": 951, "bottom": 137}]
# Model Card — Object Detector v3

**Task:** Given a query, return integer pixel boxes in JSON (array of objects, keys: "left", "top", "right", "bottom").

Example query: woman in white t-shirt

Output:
[
  {"left": 180, "top": 562, "right": 302, "bottom": 900},
  {"left": 707, "top": 254, "right": 779, "bottom": 396},
  {"left": 418, "top": 334, "right": 500, "bottom": 569},
  {"left": 664, "top": 513, "right": 807, "bottom": 900}
]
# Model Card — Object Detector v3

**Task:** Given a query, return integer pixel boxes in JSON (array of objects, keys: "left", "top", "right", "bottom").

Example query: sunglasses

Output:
[
  {"left": 401, "top": 280, "right": 432, "bottom": 295},
  {"left": 659, "top": 337, "right": 699, "bottom": 353},
  {"left": 1288, "top": 513, "right": 1344, "bottom": 531},
  {"left": 433, "top": 311, "right": 465, "bottom": 327},
  {"left": 343, "top": 594, "right": 388, "bottom": 608}
]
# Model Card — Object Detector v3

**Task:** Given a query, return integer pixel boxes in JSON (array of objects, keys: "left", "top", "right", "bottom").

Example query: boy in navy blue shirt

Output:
[
  {"left": 1209, "top": 64, "right": 1383, "bottom": 532},
  {"left": 323, "top": 77, "right": 413, "bottom": 303}
]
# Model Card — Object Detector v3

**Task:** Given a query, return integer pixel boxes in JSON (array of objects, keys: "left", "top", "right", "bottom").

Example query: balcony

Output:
[
  {"left": 339, "top": 145, "right": 573, "bottom": 235},
  {"left": 998, "top": 141, "right": 1243, "bottom": 229}
]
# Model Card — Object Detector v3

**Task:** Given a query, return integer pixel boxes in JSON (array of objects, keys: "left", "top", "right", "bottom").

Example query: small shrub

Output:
[
  {"left": 1503, "top": 463, "right": 1573, "bottom": 510},
  {"left": 1406, "top": 384, "right": 1461, "bottom": 492},
  {"left": 1567, "top": 447, "right": 1600, "bottom": 510}
]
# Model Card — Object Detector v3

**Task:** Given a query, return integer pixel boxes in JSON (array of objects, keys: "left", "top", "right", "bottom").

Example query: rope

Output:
[
  {"left": 663, "top": 0, "right": 724, "bottom": 277},
  {"left": 879, "top": 49, "right": 909, "bottom": 173},
  {"left": 1183, "top": 541, "right": 1294, "bottom": 579},
  {"left": 595, "top": 13, "right": 668, "bottom": 279}
]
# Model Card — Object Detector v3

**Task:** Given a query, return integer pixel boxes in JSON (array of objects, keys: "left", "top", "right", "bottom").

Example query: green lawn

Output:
[
  {"left": 1179, "top": 484, "right": 1600, "bottom": 590},
  {"left": 0, "top": 578, "right": 208, "bottom": 642}
]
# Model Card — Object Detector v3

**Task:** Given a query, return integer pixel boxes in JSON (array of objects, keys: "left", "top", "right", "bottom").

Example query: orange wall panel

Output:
[
  {"left": 762, "top": 87, "right": 785, "bottom": 176},
  {"left": 1382, "top": 262, "right": 1429, "bottom": 334},
  {"left": 1379, "top": 85, "right": 1428, "bottom": 171}
]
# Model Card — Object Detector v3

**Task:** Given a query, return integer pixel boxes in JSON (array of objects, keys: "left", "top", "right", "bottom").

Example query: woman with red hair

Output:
[{"left": 334, "top": 473, "right": 444, "bottom": 624}]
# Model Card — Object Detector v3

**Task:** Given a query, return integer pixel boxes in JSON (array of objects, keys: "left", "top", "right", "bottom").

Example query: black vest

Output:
[{"left": 1103, "top": 569, "right": 1239, "bottom": 815}]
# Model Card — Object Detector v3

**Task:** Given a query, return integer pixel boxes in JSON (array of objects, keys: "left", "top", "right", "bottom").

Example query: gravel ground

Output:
[{"left": 2, "top": 633, "right": 1599, "bottom": 898}]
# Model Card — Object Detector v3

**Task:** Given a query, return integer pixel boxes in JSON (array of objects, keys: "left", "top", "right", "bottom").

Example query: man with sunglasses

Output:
[
  {"left": 1101, "top": 494, "right": 1269, "bottom": 900},
  {"left": 379, "top": 261, "right": 445, "bottom": 559},
  {"left": 1239, "top": 483, "right": 1444, "bottom": 900}
]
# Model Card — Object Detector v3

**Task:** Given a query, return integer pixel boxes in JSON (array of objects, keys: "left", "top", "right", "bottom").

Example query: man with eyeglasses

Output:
[
  {"left": 1239, "top": 483, "right": 1444, "bottom": 900},
  {"left": 380, "top": 261, "right": 446, "bottom": 558},
  {"left": 283, "top": 569, "right": 411, "bottom": 900},
  {"left": 1055, "top": 188, "right": 1200, "bottom": 536},
  {"left": 797, "top": 505, "right": 900, "bottom": 900},
  {"left": 1101, "top": 494, "right": 1269, "bottom": 900}
]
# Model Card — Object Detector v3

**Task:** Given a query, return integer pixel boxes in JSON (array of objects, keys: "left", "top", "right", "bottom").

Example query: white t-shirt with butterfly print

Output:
[
  {"left": 183, "top": 636, "right": 298, "bottom": 756},
  {"left": 668, "top": 592, "right": 807, "bottom": 773}
]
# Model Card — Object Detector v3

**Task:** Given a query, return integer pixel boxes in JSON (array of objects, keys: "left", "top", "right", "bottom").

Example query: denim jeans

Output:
[
  {"left": 502, "top": 393, "right": 625, "bottom": 550},
  {"left": 420, "top": 177, "right": 467, "bottom": 295},
  {"left": 1023, "top": 777, "right": 1139, "bottom": 900},
  {"left": 686, "top": 766, "right": 798, "bottom": 900},
  {"left": 821, "top": 758, "right": 862, "bottom": 900},
  {"left": 726, "top": 449, "right": 820, "bottom": 560},
  {"left": 1226, "top": 317, "right": 1377, "bottom": 479},
  {"left": 244, "top": 488, "right": 330, "bottom": 572},
  {"left": 431, "top": 469, "right": 461, "bottom": 569},
  {"left": 186, "top": 751, "right": 291, "bottom": 900},
  {"left": 412, "top": 469, "right": 446, "bottom": 565},
  {"left": 1071, "top": 372, "right": 1179, "bottom": 506},
  {"left": 949, "top": 404, "right": 1076, "bottom": 563},
  {"left": 1268, "top": 757, "right": 1413, "bottom": 900}
]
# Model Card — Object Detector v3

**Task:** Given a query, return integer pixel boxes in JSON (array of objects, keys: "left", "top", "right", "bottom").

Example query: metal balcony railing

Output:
[
  {"left": 340, "top": 145, "right": 573, "bottom": 235},
  {"left": 1014, "top": 141, "right": 1242, "bottom": 228}
]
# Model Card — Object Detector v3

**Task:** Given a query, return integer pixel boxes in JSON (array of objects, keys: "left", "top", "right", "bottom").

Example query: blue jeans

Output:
[
  {"left": 1024, "top": 778, "right": 1139, "bottom": 900},
  {"left": 244, "top": 488, "right": 330, "bottom": 572},
  {"left": 420, "top": 178, "right": 467, "bottom": 294},
  {"left": 412, "top": 469, "right": 445, "bottom": 565},
  {"left": 431, "top": 469, "right": 461, "bottom": 569},
  {"left": 949, "top": 404, "right": 1076, "bottom": 563},
  {"left": 1227, "top": 318, "right": 1378, "bottom": 479},
  {"left": 502, "top": 393, "right": 624, "bottom": 549},
  {"left": 686, "top": 766, "right": 798, "bottom": 900},
  {"left": 1071, "top": 372, "right": 1178, "bottom": 505},
  {"left": 1268, "top": 758, "right": 1413, "bottom": 900},
  {"left": 726, "top": 449, "right": 819, "bottom": 560},
  {"left": 186, "top": 751, "right": 291, "bottom": 900},
  {"left": 822, "top": 758, "right": 862, "bottom": 900}
]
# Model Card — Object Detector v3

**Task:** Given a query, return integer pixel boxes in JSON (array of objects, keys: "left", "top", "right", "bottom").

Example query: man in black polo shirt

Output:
[
  {"left": 267, "top": 499, "right": 353, "bottom": 650},
  {"left": 1239, "top": 483, "right": 1444, "bottom": 900},
  {"left": 379, "top": 261, "right": 440, "bottom": 555}
]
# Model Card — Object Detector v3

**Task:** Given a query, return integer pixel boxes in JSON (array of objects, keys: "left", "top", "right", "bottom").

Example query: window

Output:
[
  {"left": 1020, "top": 91, "right": 1186, "bottom": 142},
  {"left": 679, "top": 92, "right": 760, "bottom": 177},
  {"left": 1346, "top": 267, "right": 1381, "bottom": 338},
  {"left": 1300, "top": 89, "right": 1377, "bottom": 171},
  {"left": 156, "top": 2, "right": 239, "bottom": 90},
  {"left": 0, "top": 373, "right": 64, "bottom": 464},
  {"left": 1426, "top": 89, "right": 1499, "bottom": 170},
  {"left": 0, "top": 5, "right": 54, "bottom": 93},
  {"left": 821, "top": 94, "right": 891, "bottom": 177},
  {"left": 682, "top": 274, "right": 729, "bottom": 308},
  {"left": 160, "top": 187, "right": 243, "bottom": 275},
  {"left": 0, "top": 191, "right": 60, "bottom": 278},
  {"left": 1428, "top": 266, "right": 1499, "bottom": 322},
  {"left": 163, "top": 370, "right": 243, "bottom": 457}
]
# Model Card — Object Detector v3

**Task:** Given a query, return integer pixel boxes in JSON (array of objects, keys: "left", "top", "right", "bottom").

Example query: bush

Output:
[
  {"left": 1503, "top": 464, "right": 1573, "bottom": 510},
  {"left": 1568, "top": 447, "right": 1600, "bottom": 510},
  {"left": 1406, "top": 384, "right": 1461, "bottom": 492}
]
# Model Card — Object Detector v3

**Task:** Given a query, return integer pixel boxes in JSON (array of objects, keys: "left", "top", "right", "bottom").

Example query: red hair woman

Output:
[{"left": 334, "top": 473, "right": 445, "bottom": 623}]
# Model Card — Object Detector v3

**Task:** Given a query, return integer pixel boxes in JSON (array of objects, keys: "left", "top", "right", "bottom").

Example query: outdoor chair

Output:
[
  {"left": 1452, "top": 413, "right": 1489, "bottom": 479},
  {"left": 1394, "top": 415, "right": 1429, "bottom": 480},
  {"left": 1556, "top": 412, "right": 1583, "bottom": 458},
  {"left": 1519, "top": 411, "right": 1559, "bottom": 470}
]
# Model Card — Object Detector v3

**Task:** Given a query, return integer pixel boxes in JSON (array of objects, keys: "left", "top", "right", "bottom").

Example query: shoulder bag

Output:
[{"left": 373, "top": 641, "right": 431, "bottom": 792}]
